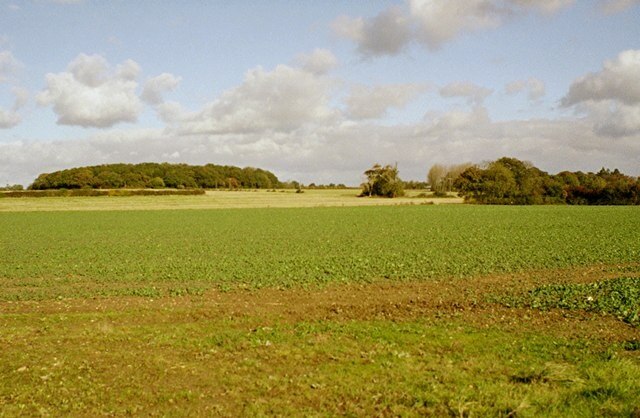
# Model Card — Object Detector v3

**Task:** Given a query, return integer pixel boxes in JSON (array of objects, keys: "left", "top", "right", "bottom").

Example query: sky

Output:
[{"left": 1, "top": 0, "right": 639, "bottom": 186}]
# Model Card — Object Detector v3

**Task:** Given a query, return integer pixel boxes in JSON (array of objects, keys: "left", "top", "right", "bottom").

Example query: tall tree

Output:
[{"left": 361, "top": 163, "right": 404, "bottom": 198}]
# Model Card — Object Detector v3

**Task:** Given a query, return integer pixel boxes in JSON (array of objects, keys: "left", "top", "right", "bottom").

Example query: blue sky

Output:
[{"left": 1, "top": 0, "right": 639, "bottom": 186}]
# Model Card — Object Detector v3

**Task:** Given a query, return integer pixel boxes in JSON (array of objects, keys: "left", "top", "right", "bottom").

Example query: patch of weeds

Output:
[
  {"left": 510, "top": 363, "right": 584, "bottom": 386},
  {"left": 126, "top": 287, "right": 162, "bottom": 298},
  {"left": 622, "top": 340, "right": 640, "bottom": 352},
  {"left": 496, "top": 277, "right": 640, "bottom": 327},
  {"left": 579, "top": 387, "right": 620, "bottom": 400},
  {"left": 216, "top": 283, "right": 235, "bottom": 293},
  {"left": 168, "top": 287, "right": 206, "bottom": 297}
]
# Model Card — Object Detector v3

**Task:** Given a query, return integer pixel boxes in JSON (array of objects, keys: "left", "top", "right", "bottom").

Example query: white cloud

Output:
[
  {"left": 582, "top": 101, "right": 640, "bottom": 138},
  {"left": 170, "top": 64, "right": 336, "bottom": 135},
  {"left": 155, "top": 101, "right": 186, "bottom": 124},
  {"left": 562, "top": 50, "right": 640, "bottom": 106},
  {"left": 599, "top": 0, "right": 640, "bottom": 14},
  {"left": 409, "top": 0, "right": 505, "bottom": 51},
  {"left": 505, "top": 78, "right": 546, "bottom": 101},
  {"left": 345, "top": 83, "right": 427, "bottom": 120},
  {"left": 296, "top": 49, "right": 338, "bottom": 75},
  {"left": 37, "top": 54, "right": 144, "bottom": 128},
  {"left": 440, "top": 81, "right": 492, "bottom": 105},
  {"left": 0, "top": 87, "right": 29, "bottom": 129},
  {"left": 335, "top": 0, "right": 575, "bottom": 56},
  {"left": 562, "top": 50, "right": 640, "bottom": 137},
  {"left": 141, "top": 73, "right": 182, "bottom": 105},
  {"left": 0, "top": 108, "right": 21, "bottom": 129}
]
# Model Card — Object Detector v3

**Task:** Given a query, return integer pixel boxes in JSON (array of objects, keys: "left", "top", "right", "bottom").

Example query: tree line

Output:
[
  {"left": 29, "top": 163, "right": 281, "bottom": 190},
  {"left": 453, "top": 157, "right": 640, "bottom": 205},
  {"left": 360, "top": 157, "right": 639, "bottom": 205}
]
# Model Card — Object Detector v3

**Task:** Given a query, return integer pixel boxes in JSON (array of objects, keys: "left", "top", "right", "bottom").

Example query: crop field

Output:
[{"left": 1, "top": 203, "right": 639, "bottom": 416}]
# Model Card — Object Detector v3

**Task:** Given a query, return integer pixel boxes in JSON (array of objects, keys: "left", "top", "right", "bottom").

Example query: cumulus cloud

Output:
[
  {"left": 0, "top": 87, "right": 29, "bottom": 129},
  {"left": 296, "top": 49, "right": 338, "bottom": 75},
  {"left": 562, "top": 50, "right": 640, "bottom": 106},
  {"left": 37, "top": 54, "right": 144, "bottom": 128},
  {"left": 409, "top": 0, "right": 505, "bottom": 51},
  {"left": 155, "top": 101, "right": 186, "bottom": 124},
  {"left": 345, "top": 83, "right": 427, "bottom": 120},
  {"left": 334, "top": 0, "right": 575, "bottom": 56},
  {"left": 141, "top": 73, "right": 182, "bottom": 105},
  {"left": 562, "top": 50, "right": 640, "bottom": 137},
  {"left": 333, "top": 6, "right": 412, "bottom": 56},
  {"left": 505, "top": 78, "right": 546, "bottom": 101},
  {"left": 169, "top": 64, "right": 336, "bottom": 135},
  {"left": 440, "top": 81, "right": 492, "bottom": 105},
  {"left": 599, "top": 0, "right": 640, "bottom": 14},
  {"left": 580, "top": 101, "right": 640, "bottom": 138},
  {"left": 595, "top": 104, "right": 640, "bottom": 138}
]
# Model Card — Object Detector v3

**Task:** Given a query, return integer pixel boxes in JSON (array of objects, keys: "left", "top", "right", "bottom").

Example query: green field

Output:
[
  {"left": 1, "top": 202, "right": 639, "bottom": 416},
  {"left": 1, "top": 205, "right": 639, "bottom": 299}
]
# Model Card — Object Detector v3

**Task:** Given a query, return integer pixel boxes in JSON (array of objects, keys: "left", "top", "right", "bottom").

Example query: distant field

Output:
[
  {"left": 0, "top": 188, "right": 462, "bottom": 212},
  {"left": 1, "top": 204, "right": 639, "bottom": 416}
]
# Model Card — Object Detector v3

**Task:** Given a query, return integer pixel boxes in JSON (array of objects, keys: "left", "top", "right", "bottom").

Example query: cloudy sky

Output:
[{"left": 1, "top": 0, "right": 639, "bottom": 186}]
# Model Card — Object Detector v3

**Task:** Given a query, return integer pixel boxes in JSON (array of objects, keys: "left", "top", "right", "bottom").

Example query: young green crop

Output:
[
  {"left": 499, "top": 277, "right": 640, "bottom": 327},
  {"left": 1, "top": 205, "right": 639, "bottom": 300}
]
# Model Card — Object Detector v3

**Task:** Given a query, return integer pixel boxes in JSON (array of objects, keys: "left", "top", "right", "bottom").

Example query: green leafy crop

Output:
[
  {"left": 520, "top": 277, "right": 640, "bottom": 327},
  {"left": 1, "top": 205, "right": 639, "bottom": 300}
]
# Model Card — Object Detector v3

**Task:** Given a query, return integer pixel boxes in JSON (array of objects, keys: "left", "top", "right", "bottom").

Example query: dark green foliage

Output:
[
  {"left": 454, "top": 157, "right": 639, "bottom": 205},
  {"left": 562, "top": 168, "right": 640, "bottom": 205},
  {"left": 500, "top": 277, "right": 640, "bottom": 327},
  {"left": 360, "top": 163, "right": 405, "bottom": 198},
  {"left": 28, "top": 162, "right": 282, "bottom": 190}
]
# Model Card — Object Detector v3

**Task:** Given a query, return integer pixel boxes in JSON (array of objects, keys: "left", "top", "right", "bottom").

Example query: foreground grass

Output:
[{"left": 1, "top": 273, "right": 639, "bottom": 416}]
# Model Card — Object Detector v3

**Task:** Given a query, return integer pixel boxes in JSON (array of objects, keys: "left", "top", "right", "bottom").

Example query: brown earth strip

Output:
[{"left": 2, "top": 263, "right": 639, "bottom": 344}]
